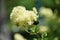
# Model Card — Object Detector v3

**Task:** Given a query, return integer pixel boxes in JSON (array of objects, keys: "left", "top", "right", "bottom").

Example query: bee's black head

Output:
[{"left": 33, "top": 21, "right": 39, "bottom": 25}]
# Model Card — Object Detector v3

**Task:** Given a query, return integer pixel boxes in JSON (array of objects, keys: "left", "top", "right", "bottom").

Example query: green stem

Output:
[{"left": 41, "top": 32, "right": 47, "bottom": 40}]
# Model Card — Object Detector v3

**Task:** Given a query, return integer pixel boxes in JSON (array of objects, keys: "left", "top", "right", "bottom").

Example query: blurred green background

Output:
[{"left": 0, "top": 0, "right": 60, "bottom": 40}]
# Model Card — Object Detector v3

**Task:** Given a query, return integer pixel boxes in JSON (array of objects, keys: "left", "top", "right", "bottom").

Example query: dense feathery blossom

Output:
[
  {"left": 39, "top": 7, "right": 53, "bottom": 18},
  {"left": 10, "top": 6, "right": 38, "bottom": 30}
]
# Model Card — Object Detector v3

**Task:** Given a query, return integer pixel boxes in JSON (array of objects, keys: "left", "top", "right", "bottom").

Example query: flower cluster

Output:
[{"left": 10, "top": 6, "right": 38, "bottom": 30}]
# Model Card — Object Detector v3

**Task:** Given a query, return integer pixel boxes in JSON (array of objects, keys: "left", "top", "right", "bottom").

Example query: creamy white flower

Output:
[
  {"left": 10, "top": 6, "right": 38, "bottom": 29},
  {"left": 39, "top": 26, "right": 49, "bottom": 33},
  {"left": 14, "top": 33, "right": 26, "bottom": 40},
  {"left": 10, "top": 6, "right": 26, "bottom": 24},
  {"left": 39, "top": 7, "right": 53, "bottom": 18}
]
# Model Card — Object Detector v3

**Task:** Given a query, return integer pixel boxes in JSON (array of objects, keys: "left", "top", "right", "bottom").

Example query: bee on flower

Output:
[{"left": 10, "top": 6, "right": 38, "bottom": 30}]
